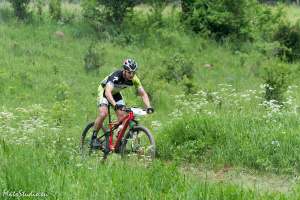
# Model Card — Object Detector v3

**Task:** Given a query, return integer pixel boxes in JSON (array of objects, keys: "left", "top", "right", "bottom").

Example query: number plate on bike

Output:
[{"left": 131, "top": 108, "right": 147, "bottom": 116}]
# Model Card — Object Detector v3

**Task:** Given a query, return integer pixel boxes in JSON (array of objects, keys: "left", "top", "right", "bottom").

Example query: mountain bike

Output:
[{"left": 80, "top": 106, "right": 155, "bottom": 161}]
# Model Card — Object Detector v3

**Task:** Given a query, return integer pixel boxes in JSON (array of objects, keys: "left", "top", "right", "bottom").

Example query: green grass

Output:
[
  {"left": 1, "top": 2, "right": 300, "bottom": 199},
  {"left": 1, "top": 141, "right": 298, "bottom": 200}
]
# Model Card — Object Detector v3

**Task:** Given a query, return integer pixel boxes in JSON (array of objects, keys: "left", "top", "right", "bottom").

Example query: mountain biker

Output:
[{"left": 91, "top": 58, "right": 154, "bottom": 147}]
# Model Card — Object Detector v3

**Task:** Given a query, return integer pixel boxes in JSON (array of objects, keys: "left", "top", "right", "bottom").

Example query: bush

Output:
[
  {"left": 184, "top": 0, "right": 257, "bottom": 41},
  {"left": 8, "top": 0, "right": 30, "bottom": 20},
  {"left": 49, "top": 0, "right": 62, "bottom": 21},
  {"left": 262, "top": 62, "right": 292, "bottom": 104},
  {"left": 273, "top": 21, "right": 300, "bottom": 62},
  {"left": 81, "top": 0, "right": 138, "bottom": 32},
  {"left": 160, "top": 54, "right": 194, "bottom": 83},
  {"left": 180, "top": 0, "right": 196, "bottom": 21},
  {"left": 254, "top": 5, "right": 285, "bottom": 41},
  {"left": 157, "top": 113, "right": 300, "bottom": 173},
  {"left": 35, "top": 0, "right": 45, "bottom": 16},
  {"left": 84, "top": 43, "right": 105, "bottom": 73},
  {"left": 156, "top": 116, "right": 215, "bottom": 161},
  {"left": 146, "top": 0, "right": 167, "bottom": 28}
]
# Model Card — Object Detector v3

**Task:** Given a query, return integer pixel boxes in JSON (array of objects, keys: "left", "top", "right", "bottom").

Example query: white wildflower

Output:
[{"left": 271, "top": 140, "right": 280, "bottom": 147}]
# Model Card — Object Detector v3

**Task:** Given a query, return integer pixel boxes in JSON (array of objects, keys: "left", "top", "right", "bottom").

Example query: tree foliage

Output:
[
  {"left": 182, "top": 0, "right": 259, "bottom": 41},
  {"left": 273, "top": 21, "right": 300, "bottom": 61},
  {"left": 82, "top": 0, "right": 139, "bottom": 31},
  {"left": 8, "top": 0, "right": 30, "bottom": 20},
  {"left": 49, "top": 0, "right": 62, "bottom": 21}
]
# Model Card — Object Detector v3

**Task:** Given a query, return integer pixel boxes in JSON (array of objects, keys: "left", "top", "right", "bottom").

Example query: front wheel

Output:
[{"left": 120, "top": 126, "right": 155, "bottom": 161}]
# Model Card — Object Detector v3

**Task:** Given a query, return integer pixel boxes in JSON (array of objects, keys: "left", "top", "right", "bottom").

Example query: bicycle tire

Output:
[
  {"left": 120, "top": 126, "right": 155, "bottom": 161},
  {"left": 80, "top": 122, "right": 101, "bottom": 157}
]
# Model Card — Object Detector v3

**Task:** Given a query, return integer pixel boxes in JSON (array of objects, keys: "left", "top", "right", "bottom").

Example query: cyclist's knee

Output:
[
  {"left": 99, "top": 106, "right": 108, "bottom": 119},
  {"left": 99, "top": 112, "right": 108, "bottom": 119}
]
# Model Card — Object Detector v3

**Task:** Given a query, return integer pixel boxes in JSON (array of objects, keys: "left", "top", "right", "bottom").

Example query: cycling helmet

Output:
[{"left": 123, "top": 58, "right": 138, "bottom": 72}]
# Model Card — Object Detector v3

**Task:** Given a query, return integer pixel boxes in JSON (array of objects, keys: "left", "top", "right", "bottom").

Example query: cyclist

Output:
[{"left": 91, "top": 58, "right": 154, "bottom": 147}]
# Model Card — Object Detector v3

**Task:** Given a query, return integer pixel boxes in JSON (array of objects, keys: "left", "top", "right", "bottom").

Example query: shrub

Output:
[
  {"left": 184, "top": 0, "right": 257, "bottom": 41},
  {"left": 49, "top": 0, "right": 62, "bottom": 21},
  {"left": 182, "top": 76, "right": 197, "bottom": 94},
  {"left": 273, "top": 21, "right": 300, "bottom": 62},
  {"left": 54, "top": 81, "right": 70, "bottom": 102},
  {"left": 180, "top": 0, "right": 196, "bottom": 21},
  {"left": 160, "top": 54, "right": 194, "bottom": 83},
  {"left": 35, "top": 0, "right": 45, "bottom": 16},
  {"left": 8, "top": 0, "right": 30, "bottom": 20},
  {"left": 84, "top": 43, "right": 105, "bottom": 73},
  {"left": 253, "top": 5, "right": 285, "bottom": 40},
  {"left": 156, "top": 116, "right": 221, "bottom": 162},
  {"left": 146, "top": 0, "right": 167, "bottom": 28},
  {"left": 81, "top": 0, "right": 138, "bottom": 31},
  {"left": 262, "top": 62, "right": 292, "bottom": 104}
]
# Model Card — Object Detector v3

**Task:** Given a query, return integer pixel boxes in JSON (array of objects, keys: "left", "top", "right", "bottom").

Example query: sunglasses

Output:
[{"left": 125, "top": 70, "right": 135, "bottom": 75}]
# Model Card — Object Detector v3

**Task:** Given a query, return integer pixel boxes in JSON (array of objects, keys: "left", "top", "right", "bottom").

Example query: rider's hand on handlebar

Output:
[{"left": 146, "top": 107, "right": 154, "bottom": 114}]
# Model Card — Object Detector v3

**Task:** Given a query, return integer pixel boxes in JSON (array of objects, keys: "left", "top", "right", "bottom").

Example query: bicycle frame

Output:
[{"left": 106, "top": 106, "right": 136, "bottom": 152}]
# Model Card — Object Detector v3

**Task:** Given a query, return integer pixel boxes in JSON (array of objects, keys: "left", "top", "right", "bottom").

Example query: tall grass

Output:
[
  {"left": 0, "top": 140, "right": 297, "bottom": 200},
  {"left": 157, "top": 84, "right": 300, "bottom": 173}
]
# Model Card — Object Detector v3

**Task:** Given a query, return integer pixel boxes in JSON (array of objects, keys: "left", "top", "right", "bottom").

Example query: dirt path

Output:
[{"left": 181, "top": 164, "right": 298, "bottom": 193}]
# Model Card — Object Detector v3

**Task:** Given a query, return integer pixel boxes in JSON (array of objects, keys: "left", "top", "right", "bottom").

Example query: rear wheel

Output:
[{"left": 120, "top": 126, "right": 155, "bottom": 161}]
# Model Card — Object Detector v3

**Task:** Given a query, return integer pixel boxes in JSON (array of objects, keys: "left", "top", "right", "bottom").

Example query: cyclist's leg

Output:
[
  {"left": 113, "top": 93, "right": 126, "bottom": 121},
  {"left": 94, "top": 105, "right": 108, "bottom": 132},
  {"left": 93, "top": 86, "right": 109, "bottom": 138}
]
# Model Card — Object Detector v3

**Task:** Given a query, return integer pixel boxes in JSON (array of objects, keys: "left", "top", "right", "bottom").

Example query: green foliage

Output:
[
  {"left": 146, "top": 0, "right": 168, "bottom": 28},
  {"left": 49, "top": 0, "right": 62, "bottom": 21},
  {"left": 157, "top": 116, "right": 220, "bottom": 162},
  {"left": 259, "top": 0, "right": 300, "bottom": 4},
  {"left": 157, "top": 113, "right": 300, "bottom": 173},
  {"left": 160, "top": 54, "right": 194, "bottom": 83},
  {"left": 2, "top": 4, "right": 300, "bottom": 197},
  {"left": 81, "top": 0, "right": 137, "bottom": 31},
  {"left": 84, "top": 43, "right": 105, "bottom": 73},
  {"left": 52, "top": 81, "right": 72, "bottom": 125},
  {"left": 184, "top": 0, "right": 258, "bottom": 40},
  {"left": 273, "top": 21, "right": 300, "bottom": 61},
  {"left": 81, "top": 0, "right": 106, "bottom": 31},
  {"left": 262, "top": 62, "right": 292, "bottom": 104},
  {"left": 35, "top": 0, "right": 45, "bottom": 16},
  {"left": 254, "top": 5, "right": 285, "bottom": 41},
  {"left": 1, "top": 143, "right": 290, "bottom": 199},
  {"left": 182, "top": 76, "right": 197, "bottom": 94},
  {"left": 8, "top": 0, "right": 30, "bottom": 20},
  {"left": 180, "top": 0, "right": 196, "bottom": 21},
  {"left": 54, "top": 81, "right": 70, "bottom": 102}
]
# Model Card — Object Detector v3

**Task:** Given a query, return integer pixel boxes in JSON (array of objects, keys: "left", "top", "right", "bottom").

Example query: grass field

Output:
[{"left": 1, "top": 2, "right": 300, "bottom": 199}]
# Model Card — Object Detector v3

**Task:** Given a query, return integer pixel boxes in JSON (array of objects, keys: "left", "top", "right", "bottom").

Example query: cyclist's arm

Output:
[
  {"left": 137, "top": 87, "right": 151, "bottom": 108},
  {"left": 105, "top": 82, "right": 117, "bottom": 107},
  {"left": 133, "top": 75, "right": 151, "bottom": 108}
]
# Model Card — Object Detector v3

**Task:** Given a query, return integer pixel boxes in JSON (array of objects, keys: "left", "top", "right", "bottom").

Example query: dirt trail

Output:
[{"left": 181, "top": 164, "right": 299, "bottom": 193}]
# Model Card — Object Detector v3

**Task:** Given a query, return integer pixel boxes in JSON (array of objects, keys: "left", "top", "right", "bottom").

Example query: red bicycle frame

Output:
[{"left": 107, "top": 110, "right": 135, "bottom": 151}]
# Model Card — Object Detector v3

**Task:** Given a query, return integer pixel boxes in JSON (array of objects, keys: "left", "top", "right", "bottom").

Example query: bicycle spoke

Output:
[
  {"left": 121, "top": 126, "right": 155, "bottom": 162},
  {"left": 80, "top": 122, "right": 106, "bottom": 159}
]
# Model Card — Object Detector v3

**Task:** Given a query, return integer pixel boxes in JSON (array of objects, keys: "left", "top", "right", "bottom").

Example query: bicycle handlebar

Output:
[{"left": 123, "top": 107, "right": 150, "bottom": 116}]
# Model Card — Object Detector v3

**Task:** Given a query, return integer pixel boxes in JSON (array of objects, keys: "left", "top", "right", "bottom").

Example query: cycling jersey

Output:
[
  {"left": 97, "top": 70, "right": 143, "bottom": 107},
  {"left": 100, "top": 70, "right": 142, "bottom": 94}
]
